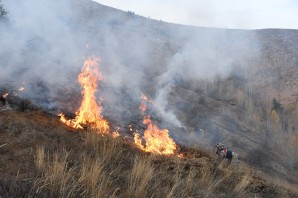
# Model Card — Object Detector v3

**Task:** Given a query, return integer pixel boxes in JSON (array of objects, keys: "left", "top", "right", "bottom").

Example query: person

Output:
[
  {"left": 214, "top": 143, "right": 235, "bottom": 166},
  {"left": 214, "top": 143, "right": 225, "bottom": 159},
  {"left": 223, "top": 149, "right": 234, "bottom": 165}
]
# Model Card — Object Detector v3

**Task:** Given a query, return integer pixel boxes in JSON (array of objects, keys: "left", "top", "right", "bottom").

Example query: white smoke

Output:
[{"left": 0, "top": 0, "right": 259, "bottom": 129}]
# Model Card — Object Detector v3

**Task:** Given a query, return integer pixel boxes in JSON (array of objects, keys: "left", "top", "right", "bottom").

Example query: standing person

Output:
[
  {"left": 223, "top": 149, "right": 234, "bottom": 165},
  {"left": 214, "top": 143, "right": 225, "bottom": 160}
]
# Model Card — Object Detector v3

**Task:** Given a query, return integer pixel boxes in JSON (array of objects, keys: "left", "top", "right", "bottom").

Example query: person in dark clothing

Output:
[
  {"left": 224, "top": 149, "right": 234, "bottom": 165},
  {"left": 214, "top": 143, "right": 236, "bottom": 166}
]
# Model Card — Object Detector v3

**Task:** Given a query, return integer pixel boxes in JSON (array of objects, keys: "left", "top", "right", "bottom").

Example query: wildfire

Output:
[
  {"left": 59, "top": 57, "right": 109, "bottom": 134},
  {"left": 112, "top": 130, "right": 120, "bottom": 138},
  {"left": 134, "top": 95, "right": 177, "bottom": 155}
]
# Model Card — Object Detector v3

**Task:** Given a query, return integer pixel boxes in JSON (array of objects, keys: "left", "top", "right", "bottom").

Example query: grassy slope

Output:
[
  {"left": 0, "top": 110, "right": 297, "bottom": 197},
  {"left": 74, "top": 1, "right": 298, "bottom": 184}
]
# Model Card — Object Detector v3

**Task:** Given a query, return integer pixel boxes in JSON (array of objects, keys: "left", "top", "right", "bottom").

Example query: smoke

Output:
[
  {"left": 1, "top": 0, "right": 298, "bottom": 185},
  {"left": 0, "top": 0, "right": 259, "bottom": 132},
  {"left": 0, "top": 0, "right": 87, "bottom": 109}
]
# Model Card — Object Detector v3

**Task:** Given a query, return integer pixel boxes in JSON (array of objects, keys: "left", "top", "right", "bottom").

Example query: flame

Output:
[
  {"left": 112, "top": 131, "right": 120, "bottom": 138},
  {"left": 2, "top": 93, "right": 8, "bottom": 98},
  {"left": 177, "top": 153, "right": 185, "bottom": 158},
  {"left": 59, "top": 57, "right": 109, "bottom": 133},
  {"left": 134, "top": 95, "right": 177, "bottom": 155}
]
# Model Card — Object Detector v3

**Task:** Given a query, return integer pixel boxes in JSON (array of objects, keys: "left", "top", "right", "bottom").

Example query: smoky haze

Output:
[
  {"left": 0, "top": 0, "right": 259, "bottom": 135},
  {"left": 2, "top": 0, "right": 298, "bottom": 185}
]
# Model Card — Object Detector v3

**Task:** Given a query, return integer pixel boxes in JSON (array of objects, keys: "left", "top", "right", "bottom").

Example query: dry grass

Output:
[
  {"left": 127, "top": 156, "right": 154, "bottom": 197},
  {"left": 79, "top": 156, "right": 115, "bottom": 197},
  {"left": 233, "top": 170, "right": 252, "bottom": 196},
  {"left": 33, "top": 149, "right": 78, "bottom": 197},
  {"left": 3, "top": 131, "right": 296, "bottom": 198},
  {"left": 35, "top": 145, "right": 45, "bottom": 173},
  {"left": 0, "top": 111, "right": 298, "bottom": 198},
  {"left": 30, "top": 132, "right": 223, "bottom": 197},
  {"left": 162, "top": 162, "right": 198, "bottom": 198},
  {"left": 31, "top": 132, "right": 126, "bottom": 197}
]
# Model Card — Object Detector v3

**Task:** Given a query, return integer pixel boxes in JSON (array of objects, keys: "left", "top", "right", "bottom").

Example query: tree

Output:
[{"left": 0, "top": 0, "right": 7, "bottom": 17}]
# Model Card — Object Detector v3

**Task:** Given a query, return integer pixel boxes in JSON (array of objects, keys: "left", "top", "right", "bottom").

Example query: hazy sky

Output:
[{"left": 94, "top": 0, "right": 298, "bottom": 29}]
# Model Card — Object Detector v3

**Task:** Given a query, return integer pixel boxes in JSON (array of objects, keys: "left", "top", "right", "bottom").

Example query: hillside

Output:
[
  {"left": 0, "top": 0, "right": 298, "bottom": 196},
  {"left": 0, "top": 108, "right": 297, "bottom": 197},
  {"left": 71, "top": 0, "right": 298, "bottom": 185}
]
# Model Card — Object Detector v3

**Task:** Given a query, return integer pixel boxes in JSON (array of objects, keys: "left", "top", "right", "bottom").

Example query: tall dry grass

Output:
[
  {"left": 127, "top": 156, "right": 154, "bottom": 197},
  {"left": 35, "top": 145, "right": 45, "bottom": 173},
  {"left": 27, "top": 131, "right": 297, "bottom": 197},
  {"left": 1, "top": 111, "right": 297, "bottom": 197}
]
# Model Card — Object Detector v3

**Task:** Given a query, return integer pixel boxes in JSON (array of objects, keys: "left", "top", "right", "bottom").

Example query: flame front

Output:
[
  {"left": 59, "top": 57, "right": 109, "bottom": 133},
  {"left": 134, "top": 95, "right": 177, "bottom": 155}
]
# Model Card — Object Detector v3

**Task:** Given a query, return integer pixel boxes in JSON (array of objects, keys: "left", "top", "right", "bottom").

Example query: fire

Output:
[
  {"left": 178, "top": 153, "right": 185, "bottom": 158},
  {"left": 134, "top": 95, "right": 177, "bottom": 155},
  {"left": 112, "top": 131, "right": 120, "bottom": 138},
  {"left": 59, "top": 57, "right": 109, "bottom": 134}
]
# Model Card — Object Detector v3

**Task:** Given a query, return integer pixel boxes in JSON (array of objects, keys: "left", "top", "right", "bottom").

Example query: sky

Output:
[{"left": 94, "top": 0, "right": 298, "bottom": 29}]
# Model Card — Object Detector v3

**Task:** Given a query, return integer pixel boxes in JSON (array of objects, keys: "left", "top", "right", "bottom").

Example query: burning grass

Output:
[
  {"left": 59, "top": 57, "right": 110, "bottom": 133},
  {"left": 58, "top": 58, "right": 178, "bottom": 156},
  {"left": 0, "top": 111, "right": 298, "bottom": 197},
  {"left": 31, "top": 133, "right": 250, "bottom": 198},
  {"left": 134, "top": 95, "right": 178, "bottom": 155}
]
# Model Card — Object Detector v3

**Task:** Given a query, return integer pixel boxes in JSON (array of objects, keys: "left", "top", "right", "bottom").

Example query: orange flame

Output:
[
  {"left": 134, "top": 95, "right": 177, "bottom": 155},
  {"left": 59, "top": 57, "right": 109, "bottom": 133},
  {"left": 112, "top": 131, "right": 120, "bottom": 138},
  {"left": 177, "top": 153, "right": 185, "bottom": 158}
]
